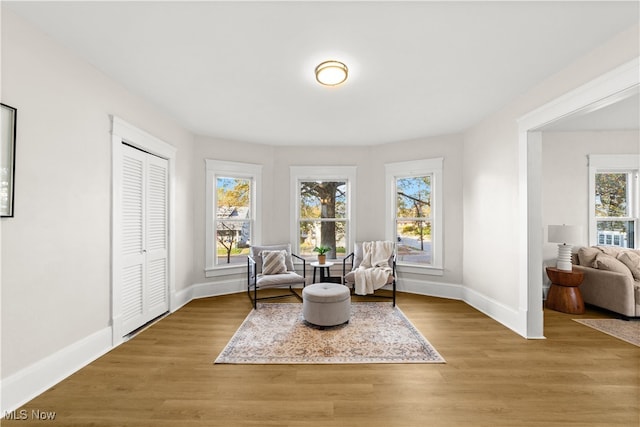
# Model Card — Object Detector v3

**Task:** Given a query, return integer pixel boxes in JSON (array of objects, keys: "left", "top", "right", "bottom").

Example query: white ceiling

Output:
[{"left": 5, "top": 1, "right": 639, "bottom": 145}]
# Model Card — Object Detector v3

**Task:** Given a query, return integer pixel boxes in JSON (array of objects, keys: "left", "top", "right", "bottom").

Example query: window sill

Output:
[{"left": 205, "top": 262, "right": 443, "bottom": 278}]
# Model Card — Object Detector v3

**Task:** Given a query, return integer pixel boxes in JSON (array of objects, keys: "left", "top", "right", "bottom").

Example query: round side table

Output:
[
  {"left": 310, "top": 261, "right": 334, "bottom": 283},
  {"left": 545, "top": 267, "right": 585, "bottom": 314}
]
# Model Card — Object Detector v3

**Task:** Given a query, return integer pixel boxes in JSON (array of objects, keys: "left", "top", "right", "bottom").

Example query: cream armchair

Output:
[{"left": 342, "top": 241, "right": 396, "bottom": 306}]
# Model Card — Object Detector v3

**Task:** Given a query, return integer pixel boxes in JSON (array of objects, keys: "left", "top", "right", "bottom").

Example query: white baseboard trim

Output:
[
  {"left": 398, "top": 277, "right": 464, "bottom": 300},
  {"left": 398, "top": 278, "right": 528, "bottom": 338},
  {"left": 172, "top": 277, "right": 246, "bottom": 311},
  {"left": 189, "top": 278, "right": 246, "bottom": 299},
  {"left": 462, "top": 287, "right": 525, "bottom": 338},
  {"left": 171, "top": 286, "right": 194, "bottom": 312},
  {"left": 1, "top": 327, "right": 112, "bottom": 414}
]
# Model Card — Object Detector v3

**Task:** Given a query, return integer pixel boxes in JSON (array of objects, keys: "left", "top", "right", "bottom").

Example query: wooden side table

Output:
[{"left": 545, "top": 267, "right": 585, "bottom": 314}]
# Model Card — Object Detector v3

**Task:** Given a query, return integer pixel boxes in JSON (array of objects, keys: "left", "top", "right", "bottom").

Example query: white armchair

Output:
[
  {"left": 247, "top": 244, "right": 306, "bottom": 309},
  {"left": 342, "top": 241, "right": 396, "bottom": 306}
]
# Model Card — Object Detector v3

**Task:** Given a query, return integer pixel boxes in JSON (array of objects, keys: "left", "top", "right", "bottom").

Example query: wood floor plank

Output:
[{"left": 3, "top": 292, "right": 638, "bottom": 426}]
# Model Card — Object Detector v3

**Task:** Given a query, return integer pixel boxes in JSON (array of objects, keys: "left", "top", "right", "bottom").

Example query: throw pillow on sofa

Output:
[
  {"left": 617, "top": 251, "right": 640, "bottom": 281},
  {"left": 595, "top": 245, "right": 625, "bottom": 257},
  {"left": 595, "top": 253, "right": 634, "bottom": 279},
  {"left": 577, "top": 246, "right": 600, "bottom": 267}
]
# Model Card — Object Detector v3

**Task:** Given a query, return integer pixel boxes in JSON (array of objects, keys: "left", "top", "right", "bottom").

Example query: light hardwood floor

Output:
[{"left": 4, "top": 292, "right": 639, "bottom": 426}]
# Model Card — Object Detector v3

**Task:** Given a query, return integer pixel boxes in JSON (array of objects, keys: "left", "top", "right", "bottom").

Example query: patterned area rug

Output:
[
  {"left": 215, "top": 302, "right": 445, "bottom": 364},
  {"left": 573, "top": 318, "right": 640, "bottom": 347}
]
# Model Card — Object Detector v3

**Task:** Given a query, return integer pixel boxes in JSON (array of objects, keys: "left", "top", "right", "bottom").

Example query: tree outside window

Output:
[
  {"left": 385, "top": 158, "right": 443, "bottom": 272},
  {"left": 595, "top": 172, "right": 635, "bottom": 248},
  {"left": 215, "top": 176, "right": 252, "bottom": 265},
  {"left": 298, "top": 181, "right": 347, "bottom": 259},
  {"left": 205, "top": 160, "right": 261, "bottom": 276},
  {"left": 396, "top": 176, "right": 432, "bottom": 264}
]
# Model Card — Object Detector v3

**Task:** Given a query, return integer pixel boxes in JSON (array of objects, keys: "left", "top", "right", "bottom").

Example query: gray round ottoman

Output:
[{"left": 302, "top": 283, "right": 351, "bottom": 327}]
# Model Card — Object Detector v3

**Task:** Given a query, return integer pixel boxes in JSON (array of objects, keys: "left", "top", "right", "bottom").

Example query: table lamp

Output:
[{"left": 548, "top": 225, "right": 582, "bottom": 271}]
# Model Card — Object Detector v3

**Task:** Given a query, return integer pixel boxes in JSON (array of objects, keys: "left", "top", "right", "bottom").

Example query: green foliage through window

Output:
[
  {"left": 395, "top": 175, "right": 432, "bottom": 264},
  {"left": 595, "top": 173, "right": 628, "bottom": 217},
  {"left": 216, "top": 177, "right": 252, "bottom": 264},
  {"left": 298, "top": 181, "right": 346, "bottom": 258},
  {"left": 594, "top": 171, "right": 636, "bottom": 248}
]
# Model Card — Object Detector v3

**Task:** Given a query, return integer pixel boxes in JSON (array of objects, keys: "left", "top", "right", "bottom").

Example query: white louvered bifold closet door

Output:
[{"left": 121, "top": 144, "right": 169, "bottom": 335}]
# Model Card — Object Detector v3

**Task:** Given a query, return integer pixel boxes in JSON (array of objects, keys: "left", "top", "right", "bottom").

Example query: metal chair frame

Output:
[
  {"left": 247, "top": 253, "right": 306, "bottom": 309},
  {"left": 342, "top": 251, "right": 397, "bottom": 306}
]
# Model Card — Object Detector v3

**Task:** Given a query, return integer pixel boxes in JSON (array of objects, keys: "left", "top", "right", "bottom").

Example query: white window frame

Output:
[
  {"left": 205, "top": 159, "right": 262, "bottom": 277},
  {"left": 588, "top": 154, "right": 639, "bottom": 249},
  {"left": 385, "top": 158, "right": 443, "bottom": 275},
  {"left": 290, "top": 166, "right": 356, "bottom": 259}
]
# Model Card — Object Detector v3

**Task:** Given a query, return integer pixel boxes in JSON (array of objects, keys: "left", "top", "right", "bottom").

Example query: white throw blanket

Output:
[{"left": 354, "top": 241, "right": 394, "bottom": 296}]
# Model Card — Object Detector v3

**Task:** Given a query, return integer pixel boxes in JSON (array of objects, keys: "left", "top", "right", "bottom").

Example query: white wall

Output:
[
  {"left": 462, "top": 24, "right": 639, "bottom": 335},
  {"left": 1, "top": 9, "right": 195, "bottom": 396},
  {"left": 1, "top": 10, "right": 465, "bottom": 404},
  {"left": 371, "top": 135, "right": 464, "bottom": 287},
  {"left": 192, "top": 134, "right": 464, "bottom": 290},
  {"left": 463, "top": 111, "right": 523, "bottom": 326},
  {"left": 2, "top": 3, "right": 637, "bottom": 412},
  {"left": 191, "top": 135, "right": 274, "bottom": 286},
  {"left": 541, "top": 130, "right": 640, "bottom": 262}
]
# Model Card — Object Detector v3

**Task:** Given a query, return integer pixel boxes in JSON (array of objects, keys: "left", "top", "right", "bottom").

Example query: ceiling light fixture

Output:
[{"left": 315, "top": 60, "right": 348, "bottom": 86}]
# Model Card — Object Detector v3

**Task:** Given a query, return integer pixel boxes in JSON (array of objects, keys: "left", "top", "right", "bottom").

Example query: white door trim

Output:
[
  {"left": 111, "top": 116, "right": 177, "bottom": 346},
  {"left": 517, "top": 57, "right": 639, "bottom": 338}
]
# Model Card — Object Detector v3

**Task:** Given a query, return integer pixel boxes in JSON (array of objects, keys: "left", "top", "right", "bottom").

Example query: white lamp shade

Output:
[{"left": 548, "top": 225, "right": 582, "bottom": 245}]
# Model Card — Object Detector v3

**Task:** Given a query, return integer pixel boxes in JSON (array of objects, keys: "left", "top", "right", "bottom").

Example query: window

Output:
[
  {"left": 386, "top": 158, "right": 443, "bottom": 273},
  {"left": 290, "top": 166, "right": 356, "bottom": 259},
  {"left": 206, "top": 160, "right": 262, "bottom": 274},
  {"left": 589, "top": 155, "right": 638, "bottom": 249}
]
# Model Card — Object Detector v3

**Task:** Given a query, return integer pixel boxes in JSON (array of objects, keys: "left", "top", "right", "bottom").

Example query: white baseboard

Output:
[
  {"left": 172, "top": 277, "right": 246, "bottom": 311},
  {"left": 171, "top": 286, "right": 194, "bottom": 312},
  {"left": 192, "top": 276, "right": 521, "bottom": 335},
  {"left": 398, "top": 277, "right": 464, "bottom": 300},
  {"left": 189, "top": 277, "right": 246, "bottom": 299},
  {"left": 1, "top": 327, "right": 112, "bottom": 414},
  {"left": 461, "top": 287, "right": 525, "bottom": 337},
  {"left": 398, "top": 278, "right": 528, "bottom": 338}
]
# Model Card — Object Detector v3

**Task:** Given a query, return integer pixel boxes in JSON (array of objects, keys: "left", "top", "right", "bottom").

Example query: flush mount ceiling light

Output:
[{"left": 315, "top": 60, "right": 348, "bottom": 86}]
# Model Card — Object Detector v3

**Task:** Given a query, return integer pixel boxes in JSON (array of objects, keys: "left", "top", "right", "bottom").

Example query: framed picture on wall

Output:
[{"left": 1, "top": 103, "right": 17, "bottom": 217}]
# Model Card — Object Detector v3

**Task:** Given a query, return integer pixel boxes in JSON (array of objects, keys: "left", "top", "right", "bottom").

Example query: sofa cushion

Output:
[
  {"left": 595, "top": 253, "right": 633, "bottom": 279},
  {"left": 344, "top": 270, "right": 394, "bottom": 285},
  {"left": 577, "top": 246, "right": 599, "bottom": 267},
  {"left": 595, "top": 245, "right": 625, "bottom": 257},
  {"left": 256, "top": 271, "right": 305, "bottom": 286},
  {"left": 617, "top": 251, "right": 640, "bottom": 281}
]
